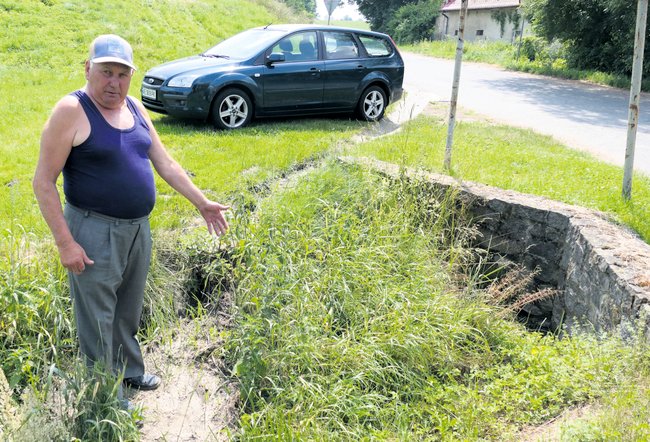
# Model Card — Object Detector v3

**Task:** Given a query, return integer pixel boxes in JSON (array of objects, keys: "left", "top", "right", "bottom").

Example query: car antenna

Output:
[{"left": 263, "top": 23, "right": 272, "bottom": 29}]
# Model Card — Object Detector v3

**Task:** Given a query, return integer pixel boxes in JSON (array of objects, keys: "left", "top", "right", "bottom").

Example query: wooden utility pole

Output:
[
  {"left": 444, "top": 0, "right": 469, "bottom": 170},
  {"left": 623, "top": 0, "right": 648, "bottom": 200}
]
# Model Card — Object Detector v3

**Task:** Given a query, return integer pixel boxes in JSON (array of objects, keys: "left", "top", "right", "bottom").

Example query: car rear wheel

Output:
[
  {"left": 211, "top": 88, "right": 253, "bottom": 129},
  {"left": 357, "top": 86, "right": 387, "bottom": 122}
]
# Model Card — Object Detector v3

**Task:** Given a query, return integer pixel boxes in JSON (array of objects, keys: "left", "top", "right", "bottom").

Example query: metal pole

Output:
[
  {"left": 623, "top": 0, "right": 648, "bottom": 200},
  {"left": 444, "top": 0, "right": 469, "bottom": 170}
]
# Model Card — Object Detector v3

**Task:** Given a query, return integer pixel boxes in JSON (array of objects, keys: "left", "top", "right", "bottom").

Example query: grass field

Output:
[
  {"left": 350, "top": 109, "right": 650, "bottom": 243},
  {"left": 3, "top": 1, "right": 650, "bottom": 440}
]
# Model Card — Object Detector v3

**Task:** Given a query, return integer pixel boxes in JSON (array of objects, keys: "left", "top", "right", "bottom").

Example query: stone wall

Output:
[{"left": 342, "top": 157, "right": 650, "bottom": 336}]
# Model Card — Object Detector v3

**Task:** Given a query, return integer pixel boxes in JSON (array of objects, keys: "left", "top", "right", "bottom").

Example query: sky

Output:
[{"left": 316, "top": 1, "right": 365, "bottom": 21}]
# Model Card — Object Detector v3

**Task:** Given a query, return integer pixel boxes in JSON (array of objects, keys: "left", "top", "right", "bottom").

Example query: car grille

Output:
[
  {"left": 143, "top": 76, "right": 164, "bottom": 86},
  {"left": 142, "top": 97, "right": 164, "bottom": 109}
]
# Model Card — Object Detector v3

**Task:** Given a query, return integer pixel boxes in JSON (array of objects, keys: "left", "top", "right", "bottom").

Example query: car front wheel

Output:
[
  {"left": 357, "top": 86, "right": 387, "bottom": 122},
  {"left": 211, "top": 88, "right": 253, "bottom": 129}
]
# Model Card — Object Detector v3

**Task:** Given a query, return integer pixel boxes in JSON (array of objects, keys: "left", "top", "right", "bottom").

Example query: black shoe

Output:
[{"left": 123, "top": 373, "right": 161, "bottom": 391}]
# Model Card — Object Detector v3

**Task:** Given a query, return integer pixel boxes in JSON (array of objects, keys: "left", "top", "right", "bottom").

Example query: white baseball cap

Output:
[{"left": 89, "top": 34, "right": 136, "bottom": 71}]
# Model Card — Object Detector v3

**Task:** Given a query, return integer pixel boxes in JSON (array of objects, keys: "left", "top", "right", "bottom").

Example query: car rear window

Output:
[{"left": 358, "top": 35, "right": 393, "bottom": 57}]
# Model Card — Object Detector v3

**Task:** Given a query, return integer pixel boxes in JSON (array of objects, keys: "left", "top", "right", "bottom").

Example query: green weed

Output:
[
  {"left": 4, "top": 0, "right": 650, "bottom": 439},
  {"left": 7, "top": 363, "right": 140, "bottom": 441},
  {"left": 353, "top": 116, "right": 650, "bottom": 242},
  {"left": 222, "top": 162, "right": 649, "bottom": 439}
]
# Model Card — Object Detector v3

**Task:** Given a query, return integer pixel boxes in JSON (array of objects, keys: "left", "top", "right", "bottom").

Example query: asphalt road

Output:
[{"left": 398, "top": 52, "right": 650, "bottom": 177}]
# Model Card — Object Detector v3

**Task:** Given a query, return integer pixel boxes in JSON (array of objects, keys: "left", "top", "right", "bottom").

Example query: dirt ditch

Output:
[
  {"left": 131, "top": 99, "right": 609, "bottom": 441},
  {"left": 131, "top": 292, "right": 237, "bottom": 441}
]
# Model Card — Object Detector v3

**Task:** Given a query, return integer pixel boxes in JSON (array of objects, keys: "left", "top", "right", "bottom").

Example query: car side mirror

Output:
[{"left": 266, "top": 53, "right": 285, "bottom": 65}]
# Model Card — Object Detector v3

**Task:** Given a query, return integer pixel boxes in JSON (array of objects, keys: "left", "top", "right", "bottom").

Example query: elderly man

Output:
[{"left": 33, "top": 34, "right": 229, "bottom": 394}]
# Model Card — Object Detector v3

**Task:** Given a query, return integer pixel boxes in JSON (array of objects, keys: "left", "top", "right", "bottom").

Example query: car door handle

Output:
[
  {"left": 356, "top": 65, "right": 365, "bottom": 69},
  {"left": 309, "top": 67, "right": 320, "bottom": 72}
]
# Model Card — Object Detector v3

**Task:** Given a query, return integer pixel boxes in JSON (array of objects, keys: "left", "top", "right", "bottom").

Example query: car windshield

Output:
[{"left": 202, "top": 28, "right": 287, "bottom": 60}]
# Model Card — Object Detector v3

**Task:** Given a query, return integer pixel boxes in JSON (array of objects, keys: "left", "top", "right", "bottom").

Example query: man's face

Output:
[{"left": 85, "top": 61, "right": 133, "bottom": 109}]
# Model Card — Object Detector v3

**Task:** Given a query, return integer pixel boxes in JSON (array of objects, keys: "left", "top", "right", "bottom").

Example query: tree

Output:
[
  {"left": 391, "top": 1, "right": 442, "bottom": 43},
  {"left": 351, "top": 0, "right": 442, "bottom": 42},
  {"left": 523, "top": 0, "right": 649, "bottom": 77},
  {"left": 350, "top": 0, "right": 417, "bottom": 34},
  {"left": 283, "top": 0, "right": 317, "bottom": 16}
]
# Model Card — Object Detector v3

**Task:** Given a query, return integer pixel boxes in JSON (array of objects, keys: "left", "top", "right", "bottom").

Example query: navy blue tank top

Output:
[{"left": 63, "top": 90, "right": 155, "bottom": 219}]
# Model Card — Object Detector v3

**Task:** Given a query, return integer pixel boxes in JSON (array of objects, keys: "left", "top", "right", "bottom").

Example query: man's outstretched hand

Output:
[{"left": 199, "top": 201, "right": 230, "bottom": 236}]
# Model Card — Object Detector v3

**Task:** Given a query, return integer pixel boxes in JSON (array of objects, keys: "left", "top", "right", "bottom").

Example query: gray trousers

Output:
[{"left": 64, "top": 204, "right": 151, "bottom": 379}]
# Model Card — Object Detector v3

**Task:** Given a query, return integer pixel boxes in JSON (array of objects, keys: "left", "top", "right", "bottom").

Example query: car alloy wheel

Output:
[
  {"left": 358, "top": 86, "right": 387, "bottom": 122},
  {"left": 211, "top": 88, "right": 253, "bottom": 129}
]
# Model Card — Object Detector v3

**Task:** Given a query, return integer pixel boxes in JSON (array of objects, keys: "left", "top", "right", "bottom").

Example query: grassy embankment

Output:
[{"left": 2, "top": 1, "right": 650, "bottom": 440}]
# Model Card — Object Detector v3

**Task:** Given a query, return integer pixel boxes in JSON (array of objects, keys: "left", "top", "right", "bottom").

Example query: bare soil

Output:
[
  {"left": 516, "top": 404, "right": 598, "bottom": 442},
  {"left": 130, "top": 293, "right": 238, "bottom": 442}
]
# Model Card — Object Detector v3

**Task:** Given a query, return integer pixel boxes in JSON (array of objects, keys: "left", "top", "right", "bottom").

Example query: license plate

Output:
[{"left": 142, "top": 87, "right": 156, "bottom": 100}]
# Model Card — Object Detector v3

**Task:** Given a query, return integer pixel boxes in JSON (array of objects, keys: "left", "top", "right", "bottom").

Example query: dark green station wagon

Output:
[{"left": 141, "top": 24, "right": 404, "bottom": 129}]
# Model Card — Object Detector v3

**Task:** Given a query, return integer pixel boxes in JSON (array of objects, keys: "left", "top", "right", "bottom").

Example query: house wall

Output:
[{"left": 436, "top": 8, "right": 530, "bottom": 42}]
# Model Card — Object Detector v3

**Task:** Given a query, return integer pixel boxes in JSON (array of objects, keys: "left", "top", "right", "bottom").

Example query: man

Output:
[{"left": 33, "top": 34, "right": 229, "bottom": 394}]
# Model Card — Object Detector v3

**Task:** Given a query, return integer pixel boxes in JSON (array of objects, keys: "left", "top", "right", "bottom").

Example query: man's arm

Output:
[
  {"left": 33, "top": 96, "right": 94, "bottom": 274},
  {"left": 133, "top": 99, "right": 229, "bottom": 236}
]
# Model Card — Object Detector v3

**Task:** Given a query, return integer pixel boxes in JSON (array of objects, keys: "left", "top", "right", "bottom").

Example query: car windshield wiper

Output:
[{"left": 201, "top": 53, "right": 230, "bottom": 59}]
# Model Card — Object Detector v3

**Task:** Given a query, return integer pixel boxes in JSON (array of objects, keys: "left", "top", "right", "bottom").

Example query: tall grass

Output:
[
  {"left": 220, "top": 161, "right": 650, "bottom": 439},
  {"left": 351, "top": 115, "right": 650, "bottom": 242},
  {"left": 8, "top": 363, "right": 141, "bottom": 441},
  {"left": 0, "top": 229, "right": 72, "bottom": 389},
  {"left": 0, "top": 0, "right": 335, "bottom": 439},
  {"left": 4, "top": 0, "right": 650, "bottom": 439}
]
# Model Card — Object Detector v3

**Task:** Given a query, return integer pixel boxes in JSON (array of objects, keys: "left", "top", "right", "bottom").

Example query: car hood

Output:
[{"left": 144, "top": 55, "right": 241, "bottom": 80}]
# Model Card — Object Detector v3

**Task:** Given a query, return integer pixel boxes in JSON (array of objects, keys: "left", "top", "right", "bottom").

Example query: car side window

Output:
[
  {"left": 324, "top": 32, "right": 359, "bottom": 60},
  {"left": 358, "top": 35, "right": 393, "bottom": 57},
  {"left": 271, "top": 37, "right": 295, "bottom": 61},
  {"left": 270, "top": 31, "right": 318, "bottom": 62}
]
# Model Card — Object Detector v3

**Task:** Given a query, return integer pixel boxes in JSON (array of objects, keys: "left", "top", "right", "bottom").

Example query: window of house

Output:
[{"left": 476, "top": 30, "right": 484, "bottom": 36}]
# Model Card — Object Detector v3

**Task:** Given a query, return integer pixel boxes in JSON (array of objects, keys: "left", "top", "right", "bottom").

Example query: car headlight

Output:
[{"left": 167, "top": 74, "right": 200, "bottom": 88}]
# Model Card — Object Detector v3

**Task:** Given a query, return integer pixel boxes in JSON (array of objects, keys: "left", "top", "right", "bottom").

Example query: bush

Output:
[
  {"left": 390, "top": 0, "right": 441, "bottom": 44},
  {"left": 517, "top": 36, "right": 566, "bottom": 64},
  {"left": 524, "top": 0, "right": 645, "bottom": 78}
]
